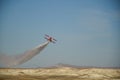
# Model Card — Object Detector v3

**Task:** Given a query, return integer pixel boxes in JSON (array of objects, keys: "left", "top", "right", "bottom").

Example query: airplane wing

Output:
[
  {"left": 53, "top": 38, "right": 57, "bottom": 41},
  {"left": 45, "top": 34, "right": 49, "bottom": 37}
]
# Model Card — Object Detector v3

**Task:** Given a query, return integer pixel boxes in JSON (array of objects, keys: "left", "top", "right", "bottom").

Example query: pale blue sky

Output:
[{"left": 0, "top": 0, "right": 120, "bottom": 68}]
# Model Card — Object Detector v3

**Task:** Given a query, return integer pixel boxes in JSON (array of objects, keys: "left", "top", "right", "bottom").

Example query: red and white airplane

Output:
[{"left": 44, "top": 34, "right": 57, "bottom": 43}]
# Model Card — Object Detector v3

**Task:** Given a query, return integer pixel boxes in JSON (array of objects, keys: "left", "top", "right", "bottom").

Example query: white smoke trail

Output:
[{"left": 0, "top": 41, "right": 49, "bottom": 67}]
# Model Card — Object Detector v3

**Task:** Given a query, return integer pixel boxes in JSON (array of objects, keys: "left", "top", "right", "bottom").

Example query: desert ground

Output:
[{"left": 0, "top": 66, "right": 120, "bottom": 80}]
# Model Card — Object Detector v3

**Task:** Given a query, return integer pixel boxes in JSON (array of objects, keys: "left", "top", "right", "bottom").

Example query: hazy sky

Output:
[{"left": 0, "top": 0, "right": 120, "bottom": 68}]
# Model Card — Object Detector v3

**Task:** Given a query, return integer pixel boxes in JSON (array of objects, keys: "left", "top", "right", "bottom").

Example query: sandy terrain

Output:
[{"left": 0, "top": 67, "right": 120, "bottom": 80}]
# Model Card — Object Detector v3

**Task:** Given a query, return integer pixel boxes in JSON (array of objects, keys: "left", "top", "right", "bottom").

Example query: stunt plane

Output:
[
  {"left": 44, "top": 34, "right": 57, "bottom": 43},
  {"left": 0, "top": 35, "right": 57, "bottom": 67}
]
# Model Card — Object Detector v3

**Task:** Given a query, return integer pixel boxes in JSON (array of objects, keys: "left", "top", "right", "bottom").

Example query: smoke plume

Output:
[{"left": 0, "top": 41, "right": 49, "bottom": 67}]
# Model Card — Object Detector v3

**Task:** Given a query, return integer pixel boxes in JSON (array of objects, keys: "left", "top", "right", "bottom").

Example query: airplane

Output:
[{"left": 44, "top": 34, "right": 57, "bottom": 43}]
